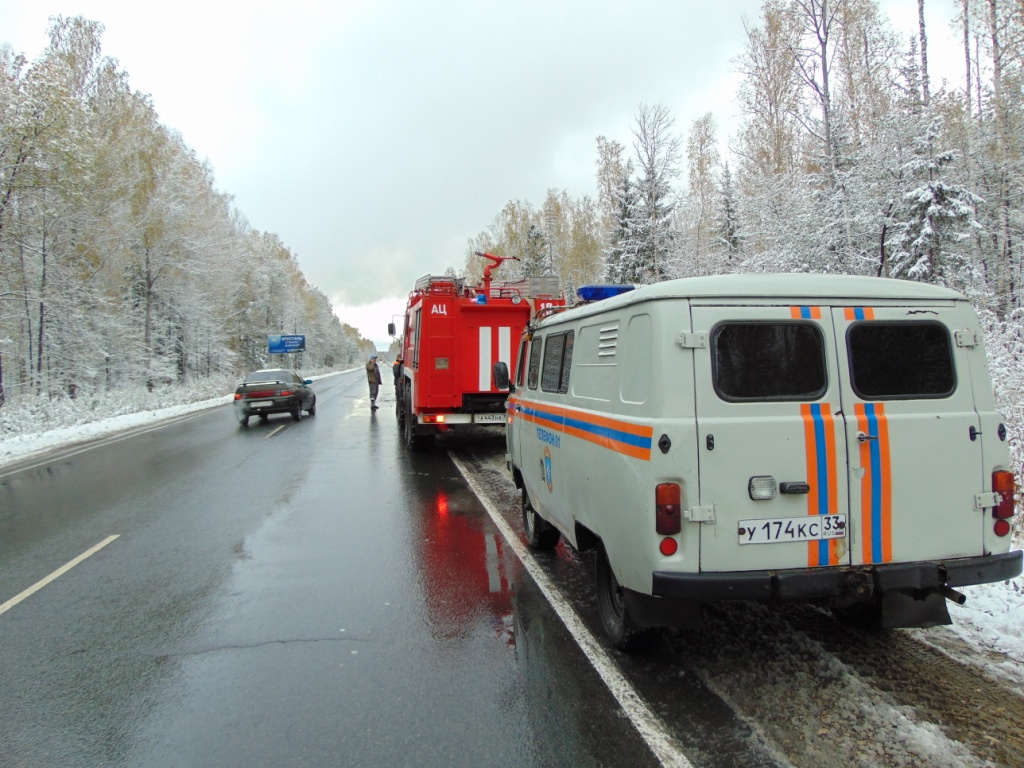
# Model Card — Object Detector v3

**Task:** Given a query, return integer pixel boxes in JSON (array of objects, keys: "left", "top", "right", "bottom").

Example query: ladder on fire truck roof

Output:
[{"left": 412, "top": 273, "right": 561, "bottom": 300}]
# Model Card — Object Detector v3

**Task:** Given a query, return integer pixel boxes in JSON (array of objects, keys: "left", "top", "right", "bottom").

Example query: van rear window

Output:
[
  {"left": 712, "top": 322, "right": 827, "bottom": 401},
  {"left": 848, "top": 322, "right": 955, "bottom": 399}
]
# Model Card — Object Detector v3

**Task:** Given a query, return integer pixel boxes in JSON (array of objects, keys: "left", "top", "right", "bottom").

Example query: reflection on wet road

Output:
[{"left": 0, "top": 371, "right": 658, "bottom": 767}]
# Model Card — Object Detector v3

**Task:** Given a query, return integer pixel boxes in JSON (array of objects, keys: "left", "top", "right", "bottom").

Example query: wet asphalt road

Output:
[{"left": 0, "top": 371, "right": 661, "bottom": 768}]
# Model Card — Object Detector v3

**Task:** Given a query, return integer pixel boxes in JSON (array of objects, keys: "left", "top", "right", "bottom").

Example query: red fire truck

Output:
[{"left": 389, "top": 252, "right": 564, "bottom": 449}]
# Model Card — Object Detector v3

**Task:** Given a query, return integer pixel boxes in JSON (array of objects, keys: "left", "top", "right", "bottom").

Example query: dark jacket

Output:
[{"left": 366, "top": 359, "right": 382, "bottom": 385}]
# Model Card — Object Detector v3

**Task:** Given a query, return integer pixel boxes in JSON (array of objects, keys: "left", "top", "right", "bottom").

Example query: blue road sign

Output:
[{"left": 268, "top": 334, "right": 306, "bottom": 353}]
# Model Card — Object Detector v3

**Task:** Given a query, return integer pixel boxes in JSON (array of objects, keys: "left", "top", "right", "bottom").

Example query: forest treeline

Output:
[
  {"left": 0, "top": 17, "right": 364, "bottom": 412},
  {"left": 461, "top": 0, "right": 1024, "bottom": 506}
]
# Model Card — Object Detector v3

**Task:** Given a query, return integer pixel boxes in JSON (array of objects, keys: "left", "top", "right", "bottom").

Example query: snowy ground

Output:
[{"left": 2, "top": 385, "right": 1023, "bottom": 700}]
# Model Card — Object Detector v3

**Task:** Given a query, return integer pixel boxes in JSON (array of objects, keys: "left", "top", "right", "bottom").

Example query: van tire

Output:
[
  {"left": 522, "top": 491, "right": 559, "bottom": 550},
  {"left": 595, "top": 546, "right": 644, "bottom": 651}
]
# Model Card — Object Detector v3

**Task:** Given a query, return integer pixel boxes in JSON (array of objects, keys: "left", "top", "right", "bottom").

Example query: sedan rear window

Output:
[
  {"left": 244, "top": 370, "right": 293, "bottom": 384},
  {"left": 848, "top": 322, "right": 955, "bottom": 399},
  {"left": 712, "top": 322, "right": 827, "bottom": 401}
]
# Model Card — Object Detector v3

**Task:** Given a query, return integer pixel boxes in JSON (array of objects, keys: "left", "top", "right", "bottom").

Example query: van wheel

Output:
[
  {"left": 522, "top": 491, "right": 559, "bottom": 550},
  {"left": 596, "top": 546, "right": 644, "bottom": 651}
]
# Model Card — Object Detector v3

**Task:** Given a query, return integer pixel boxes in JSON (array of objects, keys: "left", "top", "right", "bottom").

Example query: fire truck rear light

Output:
[
  {"left": 656, "top": 483, "right": 681, "bottom": 535},
  {"left": 994, "top": 519, "right": 1011, "bottom": 537},
  {"left": 993, "top": 470, "right": 1016, "bottom": 520},
  {"left": 423, "top": 414, "right": 445, "bottom": 424},
  {"left": 659, "top": 537, "right": 678, "bottom": 556}
]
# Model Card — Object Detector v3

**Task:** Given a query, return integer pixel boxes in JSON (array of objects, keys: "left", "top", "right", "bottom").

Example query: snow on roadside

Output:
[
  {"left": 0, "top": 394, "right": 232, "bottom": 468},
  {"left": 916, "top": 578, "right": 1024, "bottom": 695},
  {"left": 2, "top": 380, "right": 1023, "bottom": 698}
]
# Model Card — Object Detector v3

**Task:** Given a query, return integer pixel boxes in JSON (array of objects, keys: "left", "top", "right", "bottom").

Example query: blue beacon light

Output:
[{"left": 576, "top": 284, "right": 635, "bottom": 302}]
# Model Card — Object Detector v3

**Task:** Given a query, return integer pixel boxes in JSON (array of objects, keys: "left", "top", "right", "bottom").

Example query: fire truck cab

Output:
[{"left": 390, "top": 252, "right": 563, "bottom": 449}]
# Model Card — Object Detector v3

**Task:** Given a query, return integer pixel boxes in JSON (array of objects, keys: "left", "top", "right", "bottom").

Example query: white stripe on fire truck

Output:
[
  {"left": 479, "top": 327, "right": 491, "bottom": 390},
  {"left": 478, "top": 326, "right": 512, "bottom": 391}
]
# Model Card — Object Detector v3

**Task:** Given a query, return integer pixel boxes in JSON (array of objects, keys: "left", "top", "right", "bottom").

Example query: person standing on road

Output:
[
  {"left": 392, "top": 356, "right": 403, "bottom": 387},
  {"left": 366, "top": 354, "right": 382, "bottom": 410}
]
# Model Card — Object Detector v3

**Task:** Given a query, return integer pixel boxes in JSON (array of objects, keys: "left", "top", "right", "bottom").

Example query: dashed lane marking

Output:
[{"left": 0, "top": 535, "right": 120, "bottom": 617}]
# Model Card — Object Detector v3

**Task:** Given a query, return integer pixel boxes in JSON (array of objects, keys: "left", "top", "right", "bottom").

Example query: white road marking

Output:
[
  {"left": 450, "top": 455, "right": 693, "bottom": 768},
  {"left": 0, "top": 535, "right": 120, "bottom": 617},
  {"left": 265, "top": 425, "right": 288, "bottom": 439}
]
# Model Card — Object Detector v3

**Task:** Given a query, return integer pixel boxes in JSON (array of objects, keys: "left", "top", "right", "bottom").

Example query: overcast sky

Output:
[{"left": 1, "top": 1, "right": 961, "bottom": 345}]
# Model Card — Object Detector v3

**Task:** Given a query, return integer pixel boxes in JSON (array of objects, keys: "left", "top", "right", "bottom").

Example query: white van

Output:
[{"left": 497, "top": 274, "right": 1021, "bottom": 649}]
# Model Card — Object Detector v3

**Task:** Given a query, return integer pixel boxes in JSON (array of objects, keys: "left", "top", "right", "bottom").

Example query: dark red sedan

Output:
[{"left": 233, "top": 368, "right": 316, "bottom": 427}]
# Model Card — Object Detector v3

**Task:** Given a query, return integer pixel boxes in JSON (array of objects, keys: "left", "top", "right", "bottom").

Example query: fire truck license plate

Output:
[
  {"left": 475, "top": 413, "right": 506, "bottom": 424},
  {"left": 738, "top": 514, "right": 846, "bottom": 545}
]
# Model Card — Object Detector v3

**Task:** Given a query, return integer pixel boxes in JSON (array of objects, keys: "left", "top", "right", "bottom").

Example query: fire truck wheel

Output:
[
  {"left": 402, "top": 392, "right": 435, "bottom": 449},
  {"left": 595, "top": 545, "right": 645, "bottom": 651},
  {"left": 522, "top": 490, "right": 559, "bottom": 550}
]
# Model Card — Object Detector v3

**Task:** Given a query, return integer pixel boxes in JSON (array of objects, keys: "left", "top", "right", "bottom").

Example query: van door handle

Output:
[
  {"left": 780, "top": 482, "right": 810, "bottom": 495},
  {"left": 856, "top": 431, "right": 877, "bottom": 444}
]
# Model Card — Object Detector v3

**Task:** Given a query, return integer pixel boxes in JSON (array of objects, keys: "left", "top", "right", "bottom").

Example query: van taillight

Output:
[
  {"left": 656, "top": 483, "right": 681, "bottom": 535},
  {"left": 992, "top": 472, "right": 1016, "bottom": 540}
]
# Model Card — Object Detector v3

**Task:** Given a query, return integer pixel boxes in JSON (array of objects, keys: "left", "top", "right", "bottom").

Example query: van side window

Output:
[
  {"left": 848, "top": 322, "right": 955, "bottom": 399},
  {"left": 515, "top": 338, "right": 529, "bottom": 388},
  {"left": 541, "top": 331, "right": 574, "bottom": 393},
  {"left": 527, "top": 336, "right": 543, "bottom": 390},
  {"left": 712, "top": 322, "right": 826, "bottom": 401}
]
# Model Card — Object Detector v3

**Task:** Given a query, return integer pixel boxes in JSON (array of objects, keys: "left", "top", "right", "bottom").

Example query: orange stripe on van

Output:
[
  {"left": 790, "top": 306, "right": 822, "bottom": 319},
  {"left": 801, "top": 403, "right": 840, "bottom": 567},
  {"left": 877, "top": 405, "right": 893, "bottom": 563},
  {"left": 822, "top": 407, "right": 840, "bottom": 565},
  {"left": 855, "top": 402, "right": 892, "bottom": 564},
  {"left": 801, "top": 405, "right": 820, "bottom": 568},
  {"left": 844, "top": 307, "right": 876, "bottom": 321},
  {"left": 516, "top": 399, "right": 653, "bottom": 461}
]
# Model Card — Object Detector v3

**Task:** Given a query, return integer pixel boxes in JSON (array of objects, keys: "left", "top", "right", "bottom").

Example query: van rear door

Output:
[
  {"left": 829, "top": 305, "right": 985, "bottom": 565},
  {"left": 691, "top": 305, "right": 851, "bottom": 573}
]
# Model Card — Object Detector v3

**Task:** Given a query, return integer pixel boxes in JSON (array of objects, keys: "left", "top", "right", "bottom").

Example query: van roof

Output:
[
  {"left": 544, "top": 274, "right": 966, "bottom": 326},
  {"left": 642, "top": 273, "right": 964, "bottom": 301},
  {"left": 572, "top": 272, "right": 960, "bottom": 311}
]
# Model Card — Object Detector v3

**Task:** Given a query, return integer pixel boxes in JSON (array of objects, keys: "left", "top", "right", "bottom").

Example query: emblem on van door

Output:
[{"left": 543, "top": 448, "right": 554, "bottom": 493}]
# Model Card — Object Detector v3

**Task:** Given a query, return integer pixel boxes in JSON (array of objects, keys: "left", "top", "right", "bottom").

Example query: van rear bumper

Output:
[{"left": 652, "top": 550, "right": 1023, "bottom": 602}]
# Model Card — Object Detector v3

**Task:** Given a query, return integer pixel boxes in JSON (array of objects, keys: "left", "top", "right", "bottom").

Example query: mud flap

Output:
[
  {"left": 624, "top": 589, "right": 702, "bottom": 630},
  {"left": 881, "top": 591, "right": 951, "bottom": 629}
]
